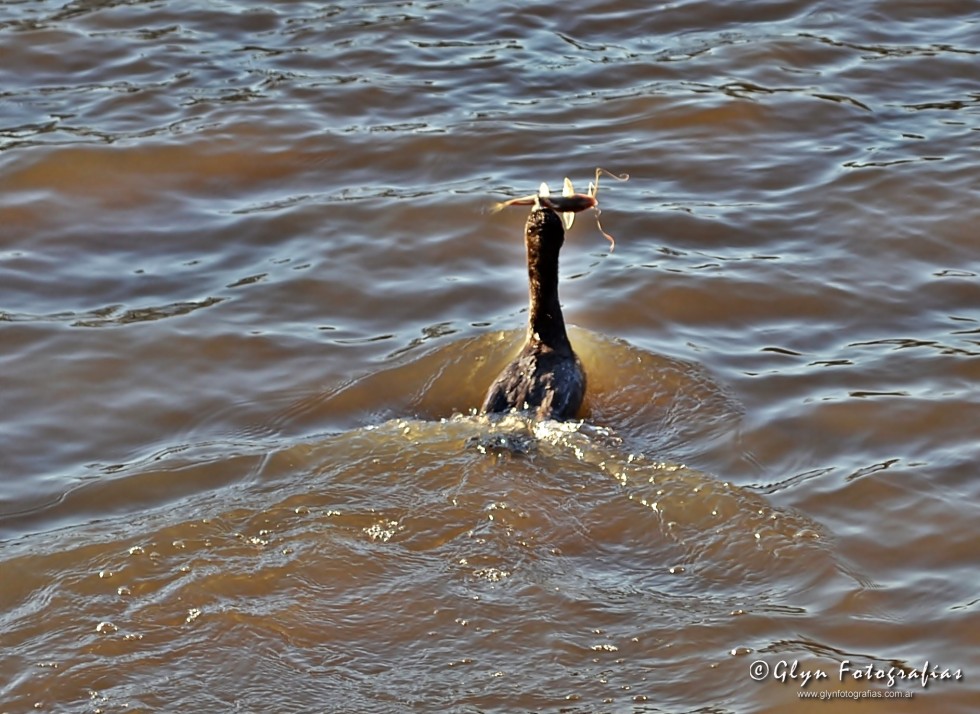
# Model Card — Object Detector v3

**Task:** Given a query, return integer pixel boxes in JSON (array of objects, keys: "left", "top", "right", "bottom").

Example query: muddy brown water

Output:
[{"left": 1, "top": 1, "right": 978, "bottom": 712}]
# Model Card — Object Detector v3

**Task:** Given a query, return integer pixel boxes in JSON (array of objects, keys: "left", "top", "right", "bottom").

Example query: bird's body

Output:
[{"left": 481, "top": 207, "right": 585, "bottom": 421}]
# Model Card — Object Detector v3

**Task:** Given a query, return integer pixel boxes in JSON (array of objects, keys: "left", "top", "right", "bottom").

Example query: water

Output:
[{"left": 1, "top": 1, "right": 978, "bottom": 712}]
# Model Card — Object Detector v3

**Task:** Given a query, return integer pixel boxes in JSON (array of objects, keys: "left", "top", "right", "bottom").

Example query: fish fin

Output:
[
  {"left": 559, "top": 179, "right": 576, "bottom": 229},
  {"left": 538, "top": 182, "right": 550, "bottom": 198}
]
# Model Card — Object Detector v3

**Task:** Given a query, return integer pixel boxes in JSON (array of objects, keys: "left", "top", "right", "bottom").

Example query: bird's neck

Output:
[{"left": 526, "top": 231, "right": 572, "bottom": 352}]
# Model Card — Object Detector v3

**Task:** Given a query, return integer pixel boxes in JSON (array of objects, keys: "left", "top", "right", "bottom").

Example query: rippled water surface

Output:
[{"left": 2, "top": 1, "right": 978, "bottom": 712}]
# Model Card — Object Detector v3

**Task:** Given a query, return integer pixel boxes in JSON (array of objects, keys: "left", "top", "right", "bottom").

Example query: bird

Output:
[{"left": 481, "top": 204, "right": 585, "bottom": 421}]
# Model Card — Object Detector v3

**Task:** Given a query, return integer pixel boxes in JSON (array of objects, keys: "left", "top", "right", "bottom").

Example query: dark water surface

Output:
[{"left": 2, "top": 1, "right": 978, "bottom": 712}]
